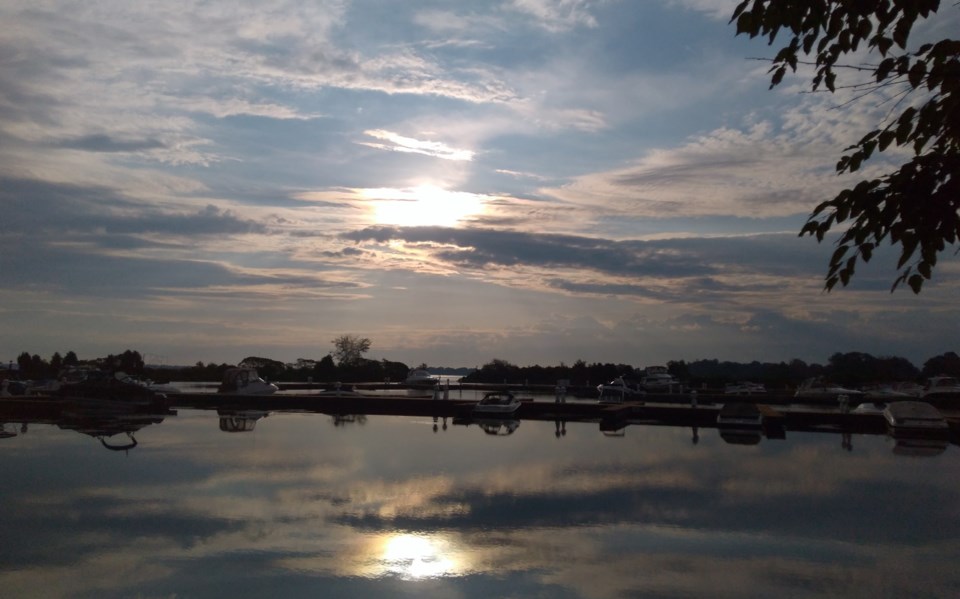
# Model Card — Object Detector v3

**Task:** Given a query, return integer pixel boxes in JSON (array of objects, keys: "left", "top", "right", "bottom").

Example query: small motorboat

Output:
[
  {"left": 473, "top": 391, "right": 522, "bottom": 415},
  {"left": 404, "top": 369, "right": 439, "bottom": 388},
  {"left": 724, "top": 382, "right": 767, "bottom": 395},
  {"left": 852, "top": 401, "right": 887, "bottom": 415},
  {"left": 794, "top": 377, "right": 863, "bottom": 400},
  {"left": 640, "top": 366, "right": 681, "bottom": 392},
  {"left": 921, "top": 376, "right": 960, "bottom": 399},
  {"left": 217, "top": 367, "right": 278, "bottom": 395},
  {"left": 596, "top": 377, "right": 644, "bottom": 402},
  {"left": 883, "top": 401, "right": 948, "bottom": 436}
]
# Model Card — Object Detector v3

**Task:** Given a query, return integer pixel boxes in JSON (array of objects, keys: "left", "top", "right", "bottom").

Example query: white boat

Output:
[
  {"left": 114, "top": 372, "right": 181, "bottom": 394},
  {"left": 404, "top": 369, "right": 439, "bottom": 388},
  {"left": 473, "top": 391, "right": 522, "bottom": 415},
  {"left": 921, "top": 376, "right": 960, "bottom": 399},
  {"left": 794, "top": 377, "right": 863, "bottom": 399},
  {"left": 890, "top": 381, "right": 924, "bottom": 397},
  {"left": 724, "top": 382, "right": 767, "bottom": 395},
  {"left": 217, "top": 367, "right": 278, "bottom": 395},
  {"left": 596, "top": 377, "right": 644, "bottom": 402},
  {"left": 640, "top": 366, "right": 680, "bottom": 392},
  {"left": 852, "top": 401, "right": 887, "bottom": 415},
  {"left": 316, "top": 383, "right": 363, "bottom": 397},
  {"left": 883, "top": 401, "right": 948, "bottom": 435},
  {"left": 860, "top": 384, "right": 914, "bottom": 401}
]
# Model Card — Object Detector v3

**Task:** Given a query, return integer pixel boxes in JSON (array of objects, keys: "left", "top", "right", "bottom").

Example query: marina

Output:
[{"left": 5, "top": 383, "right": 959, "bottom": 449}]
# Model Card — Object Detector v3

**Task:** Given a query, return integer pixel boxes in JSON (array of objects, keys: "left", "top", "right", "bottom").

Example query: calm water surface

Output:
[{"left": 2, "top": 404, "right": 959, "bottom": 598}]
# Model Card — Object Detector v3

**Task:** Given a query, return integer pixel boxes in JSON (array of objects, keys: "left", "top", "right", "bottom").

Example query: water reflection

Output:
[
  {"left": 452, "top": 417, "right": 520, "bottom": 436},
  {"left": 217, "top": 408, "right": 269, "bottom": 433},
  {"left": 1, "top": 405, "right": 959, "bottom": 598},
  {"left": 1, "top": 397, "right": 174, "bottom": 451}
]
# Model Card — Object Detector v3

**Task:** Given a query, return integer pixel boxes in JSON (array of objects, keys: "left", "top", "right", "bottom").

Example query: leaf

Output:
[
  {"left": 898, "top": 236, "right": 919, "bottom": 268},
  {"left": 878, "top": 129, "right": 896, "bottom": 151},
  {"left": 893, "top": 19, "right": 911, "bottom": 49},
  {"left": 730, "top": 0, "right": 749, "bottom": 22},
  {"left": 848, "top": 151, "right": 863, "bottom": 172},
  {"left": 876, "top": 57, "right": 895, "bottom": 80},
  {"left": 895, "top": 116, "right": 913, "bottom": 145},
  {"left": 770, "top": 65, "right": 786, "bottom": 87},
  {"left": 908, "top": 274, "right": 923, "bottom": 294},
  {"left": 908, "top": 61, "right": 927, "bottom": 87},
  {"left": 877, "top": 36, "right": 893, "bottom": 56},
  {"left": 830, "top": 244, "right": 849, "bottom": 265}
]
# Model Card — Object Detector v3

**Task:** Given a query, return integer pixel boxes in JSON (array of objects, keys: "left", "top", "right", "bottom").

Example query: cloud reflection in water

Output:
[{"left": 1, "top": 410, "right": 960, "bottom": 598}]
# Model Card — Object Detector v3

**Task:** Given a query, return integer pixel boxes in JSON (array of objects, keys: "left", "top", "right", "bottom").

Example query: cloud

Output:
[
  {"left": 54, "top": 134, "right": 167, "bottom": 153},
  {"left": 0, "top": 177, "right": 266, "bottom": 238},
  {"left": 539, "top": 112, "right": 875, "bottom": 219},
  {"left": 667, "top": 0, "right": 740, "bottom": 20},
  {"left": 505, "top": 0, "right": 601, "bottom": 32},
  {"left": 361, "top": 129, "right": 475, "bottom": 161}
]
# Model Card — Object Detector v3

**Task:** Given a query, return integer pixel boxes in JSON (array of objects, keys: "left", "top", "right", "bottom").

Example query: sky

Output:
[{"left": 1, "top": 0, "right": 958, "bottom": 370}]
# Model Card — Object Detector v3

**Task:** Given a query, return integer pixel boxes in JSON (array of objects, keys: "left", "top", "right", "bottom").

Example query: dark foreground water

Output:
[{"left": 2, "top": 406, "right": 959, "bottom": 598}]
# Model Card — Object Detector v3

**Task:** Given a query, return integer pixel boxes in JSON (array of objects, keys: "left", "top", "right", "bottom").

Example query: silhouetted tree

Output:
[
  {"left": 313, "top": 355, "right": 337, "bottom": 380},
  {"left": 922, "top": 351, "right": 960, "bottom": 377},
  {"left": 732, "top": 0, "right": 960, "bottom": 292},
  {"left": 331, "top": 335, "right": 372, "bottom": 367},
  {"left": 239, "top": 356, "right": 286, "bottom": 380},
  {"left": 50, "top": 352, "right": 63, "bottom": 374},
  {"left": 63, "top": 351, "right": 79, "bottom": 367}
]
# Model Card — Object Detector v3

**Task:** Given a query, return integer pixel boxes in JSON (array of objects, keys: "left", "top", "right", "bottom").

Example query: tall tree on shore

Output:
[
  {"left": 331, "top": 335, "right": 372, "bottom": 367},
  {"left": 732, "top": 0, "right": 959, "bottom": 292}
]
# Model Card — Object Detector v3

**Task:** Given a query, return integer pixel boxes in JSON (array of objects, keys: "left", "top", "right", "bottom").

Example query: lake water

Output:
[{"left": 2, "top": 404, "right": 959, "bottom": 598}]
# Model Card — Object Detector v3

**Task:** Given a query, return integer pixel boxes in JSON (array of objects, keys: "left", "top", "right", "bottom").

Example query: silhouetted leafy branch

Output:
[{"left": 733, "top": 0, "right": 959, "bottom": 293}]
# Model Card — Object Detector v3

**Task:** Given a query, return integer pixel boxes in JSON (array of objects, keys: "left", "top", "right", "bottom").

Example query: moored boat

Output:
[
  {"left": 724, "top": 381, "right": 767, "bottom": 395},
  {"left": 597, "top": 377, "right": 644, "bottom": 402},
  {"left": 882, "top": 401, "right": 948, "bottom": 437},
  {"left": 921, "top": 376, "right": 960, "bottom": 400},
  {"left": 794, "top": 377, "right": 864, "bottom": 400},
  {"left": 640, "top": 366, "right": 681, "bottom": 393},
  {"left": 217, "top": 367, "right": 278, "bottom": 395},
  {"left": 404, "top": 368, "right": 439, "bottom": 388},
  {"left": 473, "top": 391, "right": 522, "bottom": 415}
]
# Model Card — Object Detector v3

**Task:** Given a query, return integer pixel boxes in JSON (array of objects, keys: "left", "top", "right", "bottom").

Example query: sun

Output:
[
  {"left": 365, "top": 185, "right": 484, "bottom": 227},
  {"left": 378, "top": 533, "right": 459, "bottom": 580}
]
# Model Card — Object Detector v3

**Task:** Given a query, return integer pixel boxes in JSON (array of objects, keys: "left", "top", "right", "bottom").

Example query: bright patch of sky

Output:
[{"left": 1, "top": 0, "right": 958, "bottom": 369}]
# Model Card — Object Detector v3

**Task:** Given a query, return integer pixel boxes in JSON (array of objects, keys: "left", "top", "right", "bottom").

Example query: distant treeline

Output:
[
  {"left": 4, "top": 349, "right": 452, "bottom": 385},
  {"left": 5, "top": 349, "right": 960, "bottom": 389},
  {"left": 461, "top": 352, "right": 960, "bottom": 389}
]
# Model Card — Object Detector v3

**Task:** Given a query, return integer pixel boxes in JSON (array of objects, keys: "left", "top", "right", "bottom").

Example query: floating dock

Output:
[{"left": 3, "top": 391, "right": 958, "bottom": 446}]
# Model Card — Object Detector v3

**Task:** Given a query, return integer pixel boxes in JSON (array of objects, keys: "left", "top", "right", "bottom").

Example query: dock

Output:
[{"left": 3, "top": 390, "right": 958, "bottom": 446}]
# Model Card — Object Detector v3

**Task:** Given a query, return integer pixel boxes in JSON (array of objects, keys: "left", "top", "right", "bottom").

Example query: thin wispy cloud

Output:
[{"left": 361, "top": 130, "right": 475, "bottom": 161}]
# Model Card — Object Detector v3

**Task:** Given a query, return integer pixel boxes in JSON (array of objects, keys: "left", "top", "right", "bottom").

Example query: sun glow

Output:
[
  {"left": 365, "top": 185, "right": 484, "bottom": 227},
  {"left": 376, "top": 533, "right": 460, "bottom": 580}
]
